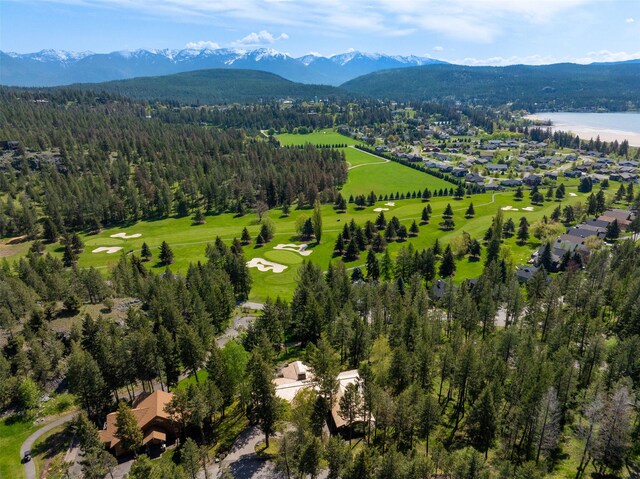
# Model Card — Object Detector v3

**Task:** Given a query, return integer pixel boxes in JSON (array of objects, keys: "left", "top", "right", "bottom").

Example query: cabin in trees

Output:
[
  {"left": 274, "top": 360, "right": 315, "bottom": 402},
  {"left": 99, "top": 391, "right": 176, "bottom": 457},
  {"left": 328, "top": 370, "right": 371, "bottom": 437},
  {"left": 274, "top": 362, "right": 371, "bottom": 438}
]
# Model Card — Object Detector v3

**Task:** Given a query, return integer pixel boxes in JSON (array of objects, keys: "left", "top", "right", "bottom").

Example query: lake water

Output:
[{"left": 526, "top": 112, "right": 640, "bottom": 146}]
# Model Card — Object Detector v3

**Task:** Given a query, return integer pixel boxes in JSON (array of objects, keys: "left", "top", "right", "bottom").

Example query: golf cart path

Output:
[
  {"left": 21, "top": 412, "right": 78, "bottom": 479},
  {"left": 346, "top": 146, "right": 390, "bottom": 169}
]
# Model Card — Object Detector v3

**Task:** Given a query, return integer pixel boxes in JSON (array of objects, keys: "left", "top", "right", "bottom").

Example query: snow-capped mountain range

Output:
[{"left": 0, "top": 47, "right": 446, "bottom": 87}]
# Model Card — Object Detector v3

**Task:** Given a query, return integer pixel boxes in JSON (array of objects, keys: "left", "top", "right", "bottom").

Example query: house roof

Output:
[
  {"left": 331, "top": 370, "right": 368, "bottom": 429},
  {"left": 601, "top": 209, "right": 632, "bottom": 222},
  {"left": 274, "top": 361, "right": 316, "bottom": 402},
  {"left": 99, "top": 391, "right": 173, "bottom": 450}
]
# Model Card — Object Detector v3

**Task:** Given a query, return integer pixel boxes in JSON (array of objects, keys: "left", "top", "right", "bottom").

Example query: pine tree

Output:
[
  {"left": 439, "top": 245, "right": 456, "bottom": 278},
  {"left": 334, "top": 233, "right": 345, "bottom": 256},
  {"left": 365, "top": 250, "right": 379, "bottom": 282},
  {"left": 397, "top": 225, "right": 408, "bottom": 241},
  {"left": 114, "top": 402, "right": 143, "bottom": 456},
  {"left": 540, "top": 242, "right": 553, "bottom": 271},
  {"left": 465, "top": 203, "right": 475, "bottom": 218},
  {"left": 409, "top": 220, "right": 419, "bottom": 237},
  {"left": 502, "top": 218, "right": 515, "bottom": 237},
  {"left": 517, "top": 217, "right": 530, "bottom": 245},
  {"left": 249, "top": 355, "right": 279, "bottom": 448},
  {"left": 345, "top": 238, "right": 359, "bottom": 261},
  {"left": 302, "top": 218, "right": 315, "bottom": 240},
  {"left": 384, "top": 221, "right": 397, "bottom": 242},
  {"left": 468, "top": 239, "right": 481, "bottom": 260},
  {"left": 63, "top": 244, "right": 77, "bottom": 267},
  {"left": 140, "top": 242, "right": 152, "bottom": 261},
  {"left": 418, "top": 393, "right": 441, "bottom": 455},
  {"left": 514, "top": 186, "right": 524, "bottom": 201},
  {"left": 71, "top": 233, "right": 84, "bottom": 253},
  {"left": 181, "top": 438, "right": 202, "bottom": 479},
  {"left": 42, "top": 217, "right": 59, "bottom": 243},
  {"left": 192, "top": 208, "right": 205, "bottom": 225},
  {"left": 312, "top": 199, "right": 323, "bottom": 243},
  {"left": 467, "top": 388, "right": 497, "bottom": 459},
  {"left": 339, "top": 382, "right": 362, "bottom": 445},
  {"left": 442, "top": 203, "right": 454, "bottom": 218},
  {"left": 241, "top": 227, "right": 251, "bottom": 245},
  {"left": 606, "top": 219, "right": 620, "bottom": 239},
  {"left": 420, "top": 207, "right": 430, "bottom": 224},
  {"left": 433, "top": 238, "right": 442, "bottom": 256},
  {"left": 255, "top": 232, "right": 265, "bottom": 246},
  {"left": 375, "top": 211, "right": 387, "bottom": 230},
  {"left": 380, "top": 249, "right": 393, "bottom": 280},
  {"left": 159, "top": 241, "right": 174, "bottom": 265}
]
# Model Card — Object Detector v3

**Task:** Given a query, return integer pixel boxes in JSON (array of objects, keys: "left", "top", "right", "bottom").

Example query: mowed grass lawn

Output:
[
  {"left": 18, "top": 188, "right": 586, "bottom": 302},
  {"left": 277, "top": 130, "right": 453, "bottom": 197},
  {"left": 276, "top": 129, "right": 361, "bottom": 146},
  {"left": 0, "top": 394, "right": 76, "bottom": 479},
  {"left": 2, "top": 127, "right": 597, "bottom": 302},
  {"left": 341, "top": 150, "right": 453, "bottom": 197}
]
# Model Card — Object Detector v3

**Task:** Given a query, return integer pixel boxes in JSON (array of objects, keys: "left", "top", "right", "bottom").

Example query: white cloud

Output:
[
  {"left": 432, "top": 46, "right": 444, "bottom": 52},
  {"left": 575, "top": 50, "right": 640, "bottom": 63},
  {"left": 184, "top": 40, "right": 220, "bottom": 49},
  {"left": 453, "top": 50, "right": 640, "bottom": 66},
  {"left": 233, "top": 30, "right": 289, "bottom": 46},
  {"left": 28, "top": 0, "right": 604, "bottom": 43},
  {"left": 626, "top": 17, "right": 635, "bottom": 23}
]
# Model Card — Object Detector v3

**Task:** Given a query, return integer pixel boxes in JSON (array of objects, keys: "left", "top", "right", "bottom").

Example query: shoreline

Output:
[{"left": 525, "top": 113, "right": 640, "bottom": 147}]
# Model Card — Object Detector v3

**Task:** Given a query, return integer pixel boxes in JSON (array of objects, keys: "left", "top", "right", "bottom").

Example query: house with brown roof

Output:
[
  {"left": 329, "top": 370, "right": 372, "bottom": 435},
  {"left": 99, "top": 390, "right": 176, "bottom": 457},
  {"left": 597, "top": 209, "right": 634, "bottom": 231}
]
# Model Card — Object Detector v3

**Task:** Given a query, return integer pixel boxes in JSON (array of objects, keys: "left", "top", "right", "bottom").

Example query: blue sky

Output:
[{"left": 2, "top": 0, "right": 639, "bottom": 64}]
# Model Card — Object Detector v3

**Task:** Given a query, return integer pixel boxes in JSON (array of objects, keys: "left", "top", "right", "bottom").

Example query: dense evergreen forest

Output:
[
  {"left": 0, "top": 89, "right": 347, "bottom": 237},
  {"left": 0, "top": 88, "right": 638, "bottom": 479},
  {"left": 66, "top": 69, "right": 349, "bottom": 104},
  {"left": 342, "top": 63, "right": 640, "bottom": 111},
  {"left": 1, "top": 211, "right": 639, "bottom": 478}
]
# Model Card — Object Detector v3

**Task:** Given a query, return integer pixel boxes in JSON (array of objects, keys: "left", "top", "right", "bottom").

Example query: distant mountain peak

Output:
[{"left": 0, "top": 46, "right": 446, "bottom": 87}]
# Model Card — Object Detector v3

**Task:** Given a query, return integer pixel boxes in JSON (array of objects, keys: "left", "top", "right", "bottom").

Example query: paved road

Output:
[
  {"left": 199, "top": 426, "right": 276, "bottom": 479},
  {"left": 21, "top": 412, "right": 78, "bottom": 479}
]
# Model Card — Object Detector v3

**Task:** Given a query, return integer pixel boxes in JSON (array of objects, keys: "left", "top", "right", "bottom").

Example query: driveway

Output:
[
  {"left": 201, "top": 426, "right": 277, "bottom": 479},
  {"left": 21, "top": 412, "right": 78, "bottom": 479}
]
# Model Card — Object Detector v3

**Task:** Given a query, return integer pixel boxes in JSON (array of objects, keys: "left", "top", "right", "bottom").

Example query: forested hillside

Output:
[
  {"left": 341, "top": 63, "right": 640, "bottom": 111},
  {"left": 64, "top": 68, "right": 349, "bottom": 104},
  {"left": 0, "top": 89, "right": 347, "bottom": 237}
]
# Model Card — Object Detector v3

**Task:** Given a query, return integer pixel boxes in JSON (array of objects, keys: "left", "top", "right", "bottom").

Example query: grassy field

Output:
[
  {"left": 276, "top": 129, "right": 361, "bottom": 146},
  {"left": 2, "top": 188, "right": 586, "bottom": 302},
  {"left": 0, "top": 128, "right": 603, "bottom": 303},
  {"left": 0, "top": 394, "right": 76, "bottom": 479}
]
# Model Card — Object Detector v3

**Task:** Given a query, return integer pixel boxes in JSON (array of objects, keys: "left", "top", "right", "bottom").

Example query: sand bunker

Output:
[
  {"left": 92, "top": 246, "right": 123, "bottom": 254},
  {"left": 522, "top": 206, "right": 534, "bottom": 211},
  {"left": 374, "top": 207, "right": 390, "bottom": 212},
  {"left": 274, "top": 244, "right": 313, "bottom": 256},
  {"left": 569, "top": 193, "right": 578, "bottom": 197},
  {"left": 110, "top": 232, "right": 142, "bottom": 239},
  {"left": 501, "top": 206, "right": 519, "bottom": 211},
  {"left": 385, "top": 202, "right": 396, "bottom": 206},
  {"left": 246, "top": 258, "right": 287, "bottom": 273}
]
